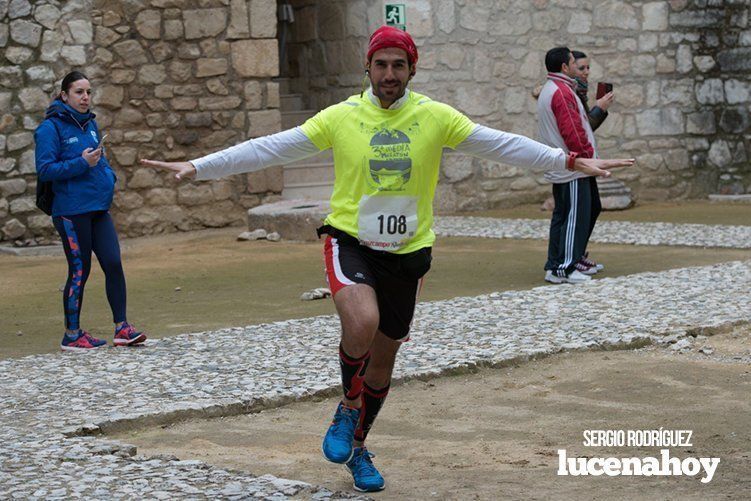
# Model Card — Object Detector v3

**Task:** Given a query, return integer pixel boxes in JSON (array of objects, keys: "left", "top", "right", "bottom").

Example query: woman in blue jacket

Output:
[{"left": 35, "top": 71, "right": 146, "bottom": 351}]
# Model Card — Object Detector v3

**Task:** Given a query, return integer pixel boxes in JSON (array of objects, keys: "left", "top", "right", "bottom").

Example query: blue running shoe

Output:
[
  {"left": 346, "top": 446, "right": 385, "bottom": 492},
  {"left": 322, "top": 402, "right": 359, "bottom": 463},
  {"left": 61, "top": 330, "right": 107, "bottom": 352}
]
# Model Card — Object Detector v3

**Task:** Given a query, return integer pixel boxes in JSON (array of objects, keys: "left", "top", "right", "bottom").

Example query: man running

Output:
[{"left": 142, "top": 26, "right": 633, "bottom": 493}]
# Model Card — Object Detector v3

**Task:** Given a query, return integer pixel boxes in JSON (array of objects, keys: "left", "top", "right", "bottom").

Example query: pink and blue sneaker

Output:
[
  {"left": 60, "top": 330, "right": 107, "bottom": 352},
  {"left": 114, "top": 322, "right": 147, "bottom": 346}
]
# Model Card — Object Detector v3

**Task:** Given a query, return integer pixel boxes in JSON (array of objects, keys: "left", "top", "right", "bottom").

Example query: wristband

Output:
[{"left": 566, "top": 152, "right": 578, "bottom": 171}]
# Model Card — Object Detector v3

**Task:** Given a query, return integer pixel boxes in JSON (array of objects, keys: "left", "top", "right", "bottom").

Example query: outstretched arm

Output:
[
  {"left": 455, "top": 125, "right": 633, "bottom": 177},
  {"left": 140, "top": 127, "right": 321, "bottom": 180}
]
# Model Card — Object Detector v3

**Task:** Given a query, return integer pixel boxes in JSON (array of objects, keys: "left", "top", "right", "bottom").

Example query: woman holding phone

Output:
[
  {"left": 571, "top": 50, "right": 614, "bottom": 131},
  {"left": 35, "top": 70, "right": 146, "bottom": 351}
]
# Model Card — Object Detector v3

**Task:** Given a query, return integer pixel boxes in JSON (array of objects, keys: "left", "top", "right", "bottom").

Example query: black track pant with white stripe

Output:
[{"left": 545, "top": 177, "right": 600, "bottom": 277}]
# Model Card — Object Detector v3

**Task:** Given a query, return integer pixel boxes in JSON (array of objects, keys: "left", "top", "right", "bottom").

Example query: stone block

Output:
[
  {"left": 26, "top": 214, "right": 54, "bottom": 231},
  {"left": 95, "top": 26, "right": 120, "bottom": 47},
  {"left": 114, "top": 191, "right": 144, "bottom": 210},
  {"left": 38, "top": 30, "right": 63, "bottom": 62},
  {"left": 247, "top": 165, "right": 283, "bottom": 193},
  {"left": 18, "top": 88, "right": 47, "bottom": 112},
  {"left": 686, "top": 111, "right": 716, "bottom": 134},
  {"left": 61, "top": 45, "right": 87, "bottom": 66},
  {"left": 112, "top": 147, "right": 138, "bottom": 166},
  {"left": 231, "top": 39, "right": 278, "bottom": 77},
  {"left": 719, "top": 107, "right": 750, "bottom": 134},
  {"left": 8, "top": 0, "right": 31, "bottom": 18},
  {"left": 250, "top": 0, "right": 277, "bottom": 38},
  {"left": 636, "top": 108, "right": 684, "bottom": 136},
  {"left": 145, "top": 188, "right": 177, "bottom": 205},
  {"left": 490, "top": 11, "right": 531, "bottom": 35},
  {"left": 642, "top": 2, "right": 668, "bottom": 30},
  {"left": 693, "top": 56, "right": 715, "bottom": 72},
  {"left": 10, "top": 196, "right": 35, "bottom": 214},
  {"left": 675, "top": 44, "right": 692, "bottom": 73},
  {"left": 708, "top": 140, "right": 732, "bottom": 167},
  {"left": 67, "top": 19, "right": 93, "bottom": 44},
  {"left": 0, "top": 157, "right": 16, "bottom": 173},
  {"left": 724, "top": 79, "right": 751, "bottom": 104},
  {"left": 5, "top": 46, "right": 33, "bottom": 64},
  {"left": 10, "top": 19, "right": 42, "bottom": 47},
  {"left": 199, "top": 96, "right": 242, "bottom": 111},
  {"left": 695, "top": 79, "right": 724, "bottom": 104},
  {"left": 18, "top": 150, "right": 34, "bottom": 175},
  {"left": 717, "top": 48, "right": 751, "bottom": 71},
  {"left": 246, "top": 199, "right": 330, "bottom": 241},
  {"left": 179, "top": 183, "right": 219, "bottom": 206},
  {"left": 243, "top": 81, "right": 263, "bottom": 109},
  {"left": 594, "top": 1, "right": 638, "bottom": 29},
  {"left": 171, "top": 97, "right": 198, "bottom": 110},
  {"left": 94, "top": 85, "right": 125, "bottom": 109},
  {"left": 112, "top": 40, "right": 149, "bottom": 66},
  {"left": 164, "top": 19, "right": 183, "bottom": 40},
  {"left": 184, "top": 8, "right": 227, "bottom": 39},
  {"left": 247, "top": 109, "right": 281, "bottom": 137},
  {"left": 129, "top": 168, "right": 163, "bottom": 189},
  {"left": 0, "top": 178, "right": 26, "bottom": 196},
  {"left": 138, "top": 65, "right": 167, "bottom": 85},
  {"left": 2, "top": 218, "right": 26, "bottom": 239},
  {"left": 631, "top": 55, "right": 656, "bottom": 76},
  {"left": 196, "top": 58, "right": 228, "bottom": 77},
  {"left": 407, "top": 0, "right": 434, "bottom": 38},
  {"left": 6, "top": 131, "right": 32, "bottom": 151},
  {"left": 670, "top": 9, "right": 723, "bottom": 28},
  {"left": 227, "top": 0, "right": 250, "bottom": 39},
  {"left": 660, "top": 79, "right": 694, "bottom": 105}
]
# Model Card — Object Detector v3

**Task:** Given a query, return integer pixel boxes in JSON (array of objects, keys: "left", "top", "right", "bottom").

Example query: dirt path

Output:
[{"left": 117, "top": 326, "right": 751, "bottom": 500}]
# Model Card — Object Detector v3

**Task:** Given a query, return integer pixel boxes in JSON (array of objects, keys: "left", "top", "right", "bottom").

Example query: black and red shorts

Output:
[{"left": 320, "top": 226, "right": 432, "bottom": 342}]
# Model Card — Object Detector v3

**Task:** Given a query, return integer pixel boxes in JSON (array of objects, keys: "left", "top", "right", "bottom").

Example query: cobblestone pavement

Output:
[
  {"left": 434, "top": 217, "right": 751, "bottom": 248},
  {"left": 1, "top": 259, "right": 750, "bottom": 499}
]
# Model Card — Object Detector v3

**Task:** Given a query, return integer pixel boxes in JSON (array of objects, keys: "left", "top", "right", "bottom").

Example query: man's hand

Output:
[
  {"left": 573, "top": 157, "right": 634, "bottom": 178},
  {"left": 596, "top": 91, "right": 614, "bottom": 111},
  {"left": 139, "top": 159, "right": 197, "bottom": 180},
  {"left": 82, "top": 147, "right": 102, "bottom": 167}
]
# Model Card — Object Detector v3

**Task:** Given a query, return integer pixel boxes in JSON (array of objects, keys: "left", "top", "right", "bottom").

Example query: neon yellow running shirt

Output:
[{"left": 301, "top": 91, "right": 475, "bottom": 254}]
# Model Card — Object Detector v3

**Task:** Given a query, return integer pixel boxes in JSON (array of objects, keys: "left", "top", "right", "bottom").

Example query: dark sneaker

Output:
[
  {"left": 322, "top": 402, "right": 360, "bottom": 463},
  {"left": 61, "top": 331, "right": 107, "bottom": 352},
  {"left": 575, "top": 260, "right": 597, "bottom": 275},
  {"left": 114, "top": 322, "right": 147, "bottom": 346},
  {"left": 346, "top": 447, "right": 385, "bottom": 492},
  {"left": 582, "top": 251, "right": 604, "bottom": 271}
]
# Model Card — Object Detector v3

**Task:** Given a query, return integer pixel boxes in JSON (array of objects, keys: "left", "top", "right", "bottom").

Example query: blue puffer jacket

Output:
[{"left": 34, "top": 100, "right": 116, "bottom": 217}]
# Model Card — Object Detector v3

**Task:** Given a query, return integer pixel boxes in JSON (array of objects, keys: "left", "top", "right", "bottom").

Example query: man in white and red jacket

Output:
[{"left": 537, "top": 46, "right": 604, "bottom": 284}]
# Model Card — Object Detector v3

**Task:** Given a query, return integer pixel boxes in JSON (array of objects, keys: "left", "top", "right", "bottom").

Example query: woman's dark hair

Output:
[
  {"left": 572, "top": 50, "right": 587, "bottom": 60},
  {"left": 545, "top": 47, "right": 572, "bottom": 72},
  {"left": 58, "top": 71, "right": 89, "bottom": 97}
]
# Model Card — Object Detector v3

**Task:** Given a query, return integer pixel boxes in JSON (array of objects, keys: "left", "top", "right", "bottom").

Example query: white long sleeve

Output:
[
  {"left": 455, "top": 125, "right": 566, "bottom": 172},
  {"left": 192, "top": 127, "right": 321, "bottom": 180}
]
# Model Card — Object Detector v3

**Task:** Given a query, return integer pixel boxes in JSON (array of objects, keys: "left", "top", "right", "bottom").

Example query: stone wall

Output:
[
  {"left": 0, "top": 0, "right": 281, "bottom": 245},
  {"left": 283, "top": 0, "right": 751, "bottom": 211}
]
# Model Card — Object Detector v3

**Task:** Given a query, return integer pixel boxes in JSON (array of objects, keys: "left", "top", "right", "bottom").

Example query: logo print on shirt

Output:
[
  {"left": 367, "top": 128, "right": 411, "bottom": 192},
  {"left": 91, "top": 130, "right": 98, "bottom": 143}
]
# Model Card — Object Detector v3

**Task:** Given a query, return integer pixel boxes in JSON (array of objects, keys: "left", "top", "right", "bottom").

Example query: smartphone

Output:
[
  {"left": 97, "top": 134, "right": 108, "bottom": 149},
  {"left": 596, "top": 82, "right": 613, "bottom": 99}
]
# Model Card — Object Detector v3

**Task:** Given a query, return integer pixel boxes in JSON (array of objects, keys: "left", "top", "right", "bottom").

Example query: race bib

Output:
[{"left": 358, "top": 195, "right": 418, "bottom": 251}]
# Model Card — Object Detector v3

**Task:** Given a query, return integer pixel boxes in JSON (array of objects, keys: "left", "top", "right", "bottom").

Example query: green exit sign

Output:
[{"left": 385, "top": 4, "right": 406, "bottom": 31}]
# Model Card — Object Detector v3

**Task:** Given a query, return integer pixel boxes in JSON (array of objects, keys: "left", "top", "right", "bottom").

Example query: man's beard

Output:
[{"left": 373, "top": 80, "right": 407, "bottom": 102}]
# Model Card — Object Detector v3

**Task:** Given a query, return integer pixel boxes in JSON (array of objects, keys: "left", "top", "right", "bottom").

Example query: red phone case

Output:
[{"left": 596, "top": 82, "right": 613, "bottom": 99}]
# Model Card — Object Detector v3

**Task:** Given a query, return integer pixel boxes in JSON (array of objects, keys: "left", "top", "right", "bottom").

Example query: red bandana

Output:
[{"left": 367, "top": 25, "right": 418, "bottom": 66}]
